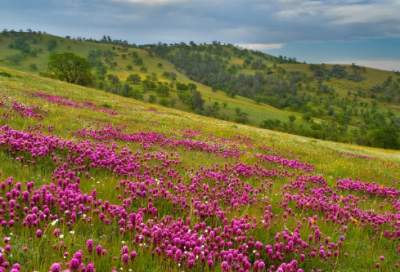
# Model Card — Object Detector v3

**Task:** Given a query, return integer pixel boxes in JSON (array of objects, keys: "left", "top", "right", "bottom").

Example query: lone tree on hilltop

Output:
[{"left": 47, "top": 52, "right": 95, "bottom": 87}]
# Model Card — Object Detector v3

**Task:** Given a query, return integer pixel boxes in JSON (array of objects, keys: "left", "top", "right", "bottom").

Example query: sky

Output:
[{"left": 1, "top": 0, "right": 400, "bottom": 70}]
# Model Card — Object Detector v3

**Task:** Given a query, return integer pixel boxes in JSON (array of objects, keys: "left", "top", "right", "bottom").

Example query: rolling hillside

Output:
[
  {"left": 1, "top": 30, "right": 400, "bottom": 147},
  {"left": 1, "top": 66, "right": 400, "bottom": 271}
]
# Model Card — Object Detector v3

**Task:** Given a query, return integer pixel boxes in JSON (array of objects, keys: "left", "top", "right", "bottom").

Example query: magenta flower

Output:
[
  {"left": 86, "top": 239, "right": 94, "bottom": 254},
  {"left": 122, "top": 254, "right": 129, "bottom": 266},
  {"left": 50, "top": 263, "right": 62, "bottom": 272},
  {"left": 69, "top": 258, "right": 80, "bottom": 272}
]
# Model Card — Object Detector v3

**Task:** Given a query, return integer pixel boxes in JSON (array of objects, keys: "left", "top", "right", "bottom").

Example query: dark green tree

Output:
[
  {"left": 47, "top": 52, "right": 95, "bottom": 86},
  {"left": 192, "top": 90, "right": 205, "bottom": 111},
  {"left": 288, "top": 115, "right": 296, "bottom": 123},
  {"left": 29, "top": 63, "right": 37, "bottom": 71},
  {"left": 149, "top": 95, "right": 157, "bottom": 103},
  {"left": 126, "top": 74, "right": 141, "bottom": 84},
  {"left": 47, "top": 39, "right": 57, "bottom": 51},
  {"left": 369, "top": 126, "right": 399, "bottom": 149}
]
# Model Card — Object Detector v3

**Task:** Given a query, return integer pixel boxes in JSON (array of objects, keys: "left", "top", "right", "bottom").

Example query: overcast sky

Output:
[{"left": 1, "top": 0, "right": 400, "bottom": 70}]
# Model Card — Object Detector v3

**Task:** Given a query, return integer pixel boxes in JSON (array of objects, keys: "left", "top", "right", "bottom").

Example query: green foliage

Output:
[
  {"left": 29, "top": 63, "right": 37, "bottom": 71},
  {"left": 101, "top": 103, "right": 112, "bottom": 108},
  {"left": 47, "top": 39, "right": 57, "bottom": 51},
  {"left": 159, "top": 97, "right": 169, "bottom": 106},
  {"left": 148, "top": 94, "right": 157, "bottom": 103},
  {"left": 192, "top": 90, "right": 205, "bottom": 111},
  {"left": 133, "top": 57, "right": 143, "bottom": 65},
  {"left": 369, "top": 126, "right": 399, "bottom": 149},
  {"left": 175, "top": 82, "right": 188, "bottom": 92},
  {"left": 4, "top": 54, "right": 24, "bottom": 63},
  {"left": 142, "top": 79, "right": 156, "bottom": 90},
  {"left": 121, "top": 83, "right": 132, "bottom": 97},
  {"left": 0, "top": 72, "right": 12, "bottom": 77},
  {"left": 156, "top": 84, "right": 170, "bottom": 96},
  {"left": 47, "top": 52, "right": 95, "bottom": 86},
  {"left": 131, "top": 89, "right": 143, "bottom": 100},
  {"left": 126, "top": 74, "right": 141, "bottom": 84}
]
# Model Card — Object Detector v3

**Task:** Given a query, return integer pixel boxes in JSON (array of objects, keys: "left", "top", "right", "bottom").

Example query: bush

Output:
[
  {"left": 149, "top": 95, "right": 157, "bottom": 103},
  {"left": 29, "top": 63, "right": 37, "bottom": 71},
  {"left": 159, "top": 97, "right": 169, "bottom": 106},
  {"left": 101, "top": 103, "right": 112, "bottom": 108},
  {"left": 0, "top": 72, "right": 12, "bottom": 78},
  {"left": 47, "top": 39, "right": 57, "bottom": 51},
  {"left": 369, "top": 126, "right": 399, "bottom": 149}
]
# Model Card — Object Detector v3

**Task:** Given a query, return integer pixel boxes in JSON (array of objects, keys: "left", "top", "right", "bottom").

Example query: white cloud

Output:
[
  {"left": 326, "top": 60, "right": 400, "bottom": 71},
  {"left": 275, "top": 0, "right": 400, "bottom": 26},
  {"left": 237, "top": 43, "right": 284, "bottom": 50},
  {"left": 110, "top": 0, "right": 185, "bottom": 4}
]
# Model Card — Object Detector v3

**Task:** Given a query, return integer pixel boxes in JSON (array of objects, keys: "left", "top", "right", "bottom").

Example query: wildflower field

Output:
[{"left": 1, "top": 67, "right": 400, "bottom": 272}]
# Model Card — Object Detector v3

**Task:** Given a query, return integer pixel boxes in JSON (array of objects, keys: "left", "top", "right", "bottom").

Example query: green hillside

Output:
[
  {"left": 1, "top": 66, "right": 400, "bottom": 271},
  {"left": 1, "top": 30, "right": 400, "bottom": 148}
]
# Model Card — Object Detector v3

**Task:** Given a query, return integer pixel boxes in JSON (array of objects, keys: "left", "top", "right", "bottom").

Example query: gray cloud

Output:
[{"left": 1, "top": 0, "right": 400, "bottom": 46}]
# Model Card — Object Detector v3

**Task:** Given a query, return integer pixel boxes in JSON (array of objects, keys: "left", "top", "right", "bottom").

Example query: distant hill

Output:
[{"left": 1, "top": 30, "right": 400, "bottom": 148}]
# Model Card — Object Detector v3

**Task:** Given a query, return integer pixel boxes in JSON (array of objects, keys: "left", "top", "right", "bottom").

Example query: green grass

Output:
[
  {"left": 1, "top": 33, "right": 400, "bottom": 141},
  {"left": 1, "top": 67, "right": 400, "bottom": 271}
]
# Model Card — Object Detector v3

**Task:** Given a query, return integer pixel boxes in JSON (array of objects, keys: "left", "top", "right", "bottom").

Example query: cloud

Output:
[
  {"left": 110, "top": 0, "right": 184, "bottom": 4},
  {"left": 327, "top": 60, "right": 400, "bottom": 71},
  {"left": 237, "top": 44, "right": 284, "bottom": 50},
  {"left": 1, "top": 0, "right": 400, "bottom": 51}
]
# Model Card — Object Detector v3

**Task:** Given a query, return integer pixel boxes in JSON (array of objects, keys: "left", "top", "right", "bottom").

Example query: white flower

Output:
[
  {"left": 121, "top": 241, "right": 125, "bottom": 244},
  {"left": 9, "top": 233, "right": 13, "bottom": 236},
  {"left": 60, "top": 234, "right": 64, "bottom": 239},
  {"left": 70, "top": 231, "right": 75, "bottom": 234},
  {"left": 83, "top": 214, "right": 87, "bottom": 218}
]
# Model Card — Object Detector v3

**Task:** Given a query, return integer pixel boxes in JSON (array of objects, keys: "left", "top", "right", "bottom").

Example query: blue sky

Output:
[{"left": 1, "top": 0, "right": 400, "bottom": 70}]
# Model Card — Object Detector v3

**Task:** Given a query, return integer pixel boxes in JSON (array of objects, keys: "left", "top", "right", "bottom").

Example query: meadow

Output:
[
  {"left": 1, "top": 66, "right": 400, "bottom": 272},
  {"left": 2, "top": 32, "right": 400, "bottom": 138}
]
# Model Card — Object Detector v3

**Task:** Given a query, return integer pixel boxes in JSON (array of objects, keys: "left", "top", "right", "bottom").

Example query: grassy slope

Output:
[
  {"left": 1, "top": 66, "right": 400, "bottom": 271},
  {"left": 1, "top": 34, "right": 400, "bottom": 131}
]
